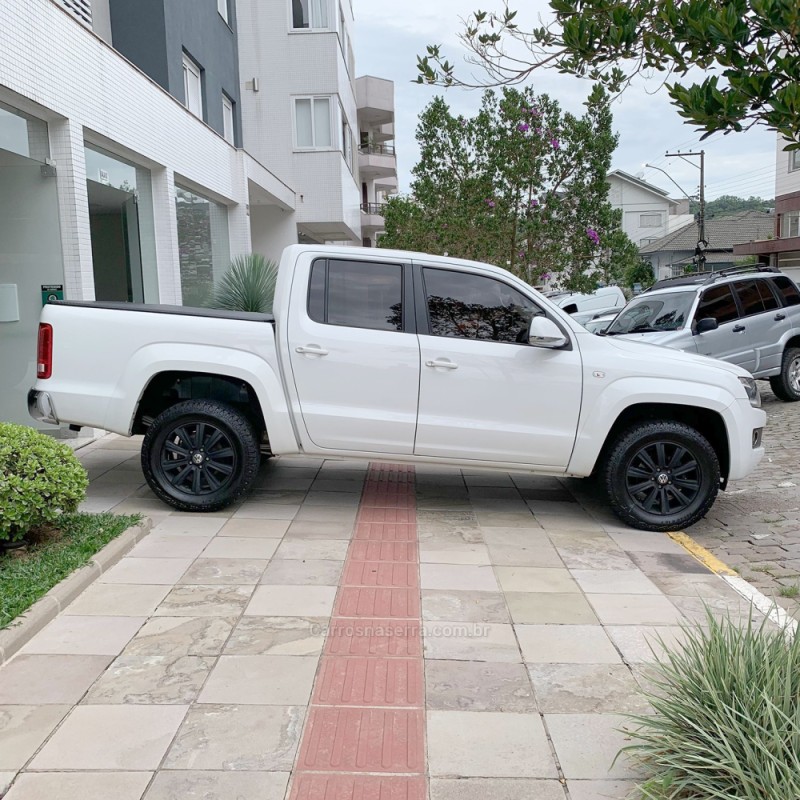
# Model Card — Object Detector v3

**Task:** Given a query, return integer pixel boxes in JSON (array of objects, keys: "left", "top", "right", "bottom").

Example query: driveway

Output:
[{"left": 0, "top": 434, "right": 779, "bottom": 799}]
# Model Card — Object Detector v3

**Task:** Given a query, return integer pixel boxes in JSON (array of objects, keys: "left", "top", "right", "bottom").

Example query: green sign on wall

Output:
[{"left": 41, "top": 284, "right": 64, "bottom": 306}]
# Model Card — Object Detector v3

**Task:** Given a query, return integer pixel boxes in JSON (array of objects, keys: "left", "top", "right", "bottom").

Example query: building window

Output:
[
  {"left": 175, "top": 185, "right": 230, "bottom": 308},
  {"left": 182, "top": 54, "right": 203, "bottom": 118},
  {"left": 792, "top": 149, "right": 800, "bottom": 172},
  {"left": 222, "top": 95, "right": 235, "bottom": 144},
  {"left": 639, "top": 213, "right": 663, "bottom": 228},
  {"left": 292, "top": 0, "right": 329, "bottom": 29},
  {"left": 217, "top": 0, "right": 229, "bottom": 23},
  {"left": 781, "top": 211, "right": 800, "bottom": 239},
  {"left": 295, "top": 97, "right": 332, "bottom": 149},
  {"left": 341, "top": 107, "right": 353, "bottom": 170}
]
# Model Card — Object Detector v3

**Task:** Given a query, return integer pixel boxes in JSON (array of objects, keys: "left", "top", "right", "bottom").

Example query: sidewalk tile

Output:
[
  {"left": 423, "top": 622, "right": 520, "bottom": 662},
  {"left": 486, "top": 542, "right": 564, "bottom": 568},
  {"left": 427, "top": 710, "right": 557, "bottom": 778},
  {"left": 4, "top": 772, "right": 152, "bottom": 800},
  {"left": 626, "top": 552, "right": 710, "bottom": 575},
  {"left": 225, "top": 617, "right": 327, "bottom": 656},
  {"left": 0, "top": 705, "right": 70, "bottom": 770},
  {"left": 179, "top": 558, "right": 267, "bottom": 585},
  {"left": 419, "top": 542, "right": 492, "bottom": 565},
  {"left": 587, "top": 594, "right": 685, "bottom": 626},
  {"left": 607, "top": 531, "right": 686, "bottom": 554},
  {"left": 156, "top": 585, "right": 253, "bottom": 617},
  {"left": 527, "top": 664, "right": 649, "bottom": 713},
  {"left": 420, "top": 564, "right": 498, "bottom": 591},
  {"left": 0, "top": 655, "right": 111, "bottom": 704},
  {"left": 548, "top": 533, "right": 636, "bottom": 571},
  {"left": 324, "top": 618, "right": 422, "bottom": 658},
  {"left": 349, "top": 541, "right": 418, "bottom": 562},
  {"left": 123, "top": 617, "right": 235, "bottom": 657},
  {"left": 430, "top": 778, "right": 564, "bottom": 800},
  {"left": 31, "top": 705, "right": 188, "bottom": 770},
  {"left": 218, "top": 519, "right": 291, "bottom": 538},
  {"left": 246, "top": 586, "right": 336, "bottom": 617},
  {"left": 359, "top": 508, "right": 415, "bottom": 524},
  {"left": 505, "top": 592, "right": 599, "bottom": 625},
  {"left": 84, "top": 655, "right": 214, "bottom": 705},
  {"left": 544, "top": 714, "right": 639, "bottom": 780},
  {"left": 289, "top": 774, "right": 426, "bottom": 800},
  {"left": 284, "top": 521, "right": 354, "bottom": 540},
  {"left": 648, "top": 573, "right": 736, "bottom": 599},
  {"left": 65, "top": 584, "right": 170, "bottom": 617},
  {"left": 151, "top": 517, "right": 226, "bottom": 537},
  {"left": 276, "top": 540, "right": 350, "bottom": 561},
  {"left": 261, "top": 559, "right": 343, "bottom": 586},
  {"left": 422, "top": 590, "right": 509, "bottom": 623},
  {"left": 233, "top": 503, "right": 300, "bottom": 520},
  {"left": 295, "top": 505, "right": 358, "bottom": 522},
  {"left": 164, "top": 704, "right": 304, "bottom": 770},
  {"left": 475, "top": 512, "right": 538, "bottom": 528},
  {"left": 313, "top": 656, "right": 423, "bottom": 706},
  {"left": 354, "top": 522, "right": 417, "bottom": 541},
  {"left": 145, "top": 771, "right": 289, "bottom": 800},
  {"left": 296, "top": 707, "right": 424, "bottom": 772},
  {"left": 335, "top": 587, "right": 420, "bottom": 619},
  {"left": 99, "top": 557, "right": 193, "bottom": 585},
  {"left": 570, "top": 570, "right": 661, "bottom": 595},
  {"left": 516, "top": 625, "right": 621, "bottom": 664},
  {"left": 22, "top": 616, "right": 145, "bottom": 656},
  {"left": 567, "top": 780, "right": 639, "bottom": 800},
  {"left": 129, "top": 535, "right": 212, "bottom": 560},
  {"left": 248, "top": 489, "right": 307, "bottom": 504},
  {"left": 201, "top": 537, "right": 279, "bottom": 560},
  {"left": 343, "top": 561, "right": 419, "bottom": 588},
  {"left": 426, "top": 660, "right": 536, "bottom": 712},
  {"left": 199, "top": 655, "right": 318, "bottom": 705},
  {"left": 495, "top": 567, "right": 579, "bottom": 593},
  {"left": 605, "top": 626, "right": 688, "bottom": 664}
]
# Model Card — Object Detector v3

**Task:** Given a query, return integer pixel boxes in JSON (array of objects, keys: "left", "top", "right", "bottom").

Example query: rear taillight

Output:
[{"left": 37, "top": 323, "right": 53, "bottom": 379}]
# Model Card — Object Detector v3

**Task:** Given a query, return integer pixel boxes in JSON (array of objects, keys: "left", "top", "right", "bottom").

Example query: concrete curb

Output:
[
  {"left": 668, "top": 531, "right": 799, "bottom": 636},
  {"left": 0, "top": 517, "right": 152, "bottom": 665}
]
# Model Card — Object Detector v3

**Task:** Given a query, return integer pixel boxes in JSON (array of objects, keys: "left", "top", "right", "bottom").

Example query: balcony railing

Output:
[
  {"left": 359, "top": 143, "right": 396, "bottom": 157},
  {"left": 361, "top": 202, "right": 387, "bottom": 216}
]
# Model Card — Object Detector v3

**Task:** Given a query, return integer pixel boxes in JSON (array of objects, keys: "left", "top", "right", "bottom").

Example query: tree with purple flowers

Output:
[{"left": 380, "top": 86, "right": 638, "bottom": 292}]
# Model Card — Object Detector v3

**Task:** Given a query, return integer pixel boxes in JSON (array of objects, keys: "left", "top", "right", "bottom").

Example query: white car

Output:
[
  {"left": 29, "top": 245, "right": 766, "bottom": 531},
  {"left": 547, "top": 285, "right": 626, "bottom": 315}
]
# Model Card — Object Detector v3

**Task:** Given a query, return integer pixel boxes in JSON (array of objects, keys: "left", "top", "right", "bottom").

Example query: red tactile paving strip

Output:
[{"left": 289, "top": 463, "right": 426, "bottom": 798}]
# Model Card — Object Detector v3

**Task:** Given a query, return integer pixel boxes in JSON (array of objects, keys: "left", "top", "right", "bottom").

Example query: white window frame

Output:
[
  {"left": 290, "top": 0, "right": 331, "bottom": 30},
  {"left": 182, "top": 53, "right": 203, "bottom": 119},
  {"left": 782, "top": 211, "right": 800, "bottom": 239},
  {"left": 791, "top": 149, "right": 800, "bottom": 172},
  {"left": 639, "top": 213, "right": 663, "bottom": 228},
  {"left": 340, "top": 104, "right": 353, "bottom": 171},
  {"left": 222, "top": 94, "right": 235, "bottom": 145},
  {"left": 217, "top": 0, "right": 229, "bottom": 24},
  {"left": 294, "top": 96, "right": 334, "bottom": 150}
]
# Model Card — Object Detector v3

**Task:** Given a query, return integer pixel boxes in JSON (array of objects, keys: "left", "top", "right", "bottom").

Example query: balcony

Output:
[
  {"left": 359, "top": 143, "right": 396, "bottom": 180},
  {"left": 356, "top": 76, "right": 394, "bottom": 127},
  {"left": 361, "top": 201, "right": 386, "bottom": 232}
]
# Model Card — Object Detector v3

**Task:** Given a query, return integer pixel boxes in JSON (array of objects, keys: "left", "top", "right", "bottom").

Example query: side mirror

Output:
[
  {"left": 695, "top": 317, "right": 719, "bottom": 335},
  {"left": 529, "top": 316, "right": 568, "bottom": 349}
]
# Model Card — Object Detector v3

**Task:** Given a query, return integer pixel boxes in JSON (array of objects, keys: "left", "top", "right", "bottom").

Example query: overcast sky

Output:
[{"left": 352, "top": 0, "right": 777, "bottom": 203}]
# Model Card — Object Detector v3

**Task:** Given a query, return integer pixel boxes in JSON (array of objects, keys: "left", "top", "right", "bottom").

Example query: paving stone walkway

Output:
[
  {"left": 686, "top": 387, "right": 800, "bottom": 619},
  {"left": 0, "top": 435, "right": 772, "bottom": 800}
]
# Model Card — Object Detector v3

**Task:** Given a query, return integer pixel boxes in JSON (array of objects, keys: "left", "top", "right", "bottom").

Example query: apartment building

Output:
[
  {"left": 0, "top": 0, "right": 397, "bottom": 428},
  {"left": 734, "top": 136, "right": 800, "bottom": 284}
]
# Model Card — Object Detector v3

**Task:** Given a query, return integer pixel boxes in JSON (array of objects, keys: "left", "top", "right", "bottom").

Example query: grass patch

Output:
[
  {"left": 0, "top": 512, "right": 139, "bottom": 629},
  {"left": 779, "top": 585, "right": 800, "bottom": 599},
  {"left": 624, "top": 612, "right": 800, "bottom": 799}
]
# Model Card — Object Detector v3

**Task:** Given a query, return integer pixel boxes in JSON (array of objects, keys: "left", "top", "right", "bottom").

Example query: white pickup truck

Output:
[{"left": 29, "top": 245, "right": 767, "bottom": 531}]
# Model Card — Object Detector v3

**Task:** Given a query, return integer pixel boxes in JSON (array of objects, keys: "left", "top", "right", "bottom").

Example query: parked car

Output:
[
  {"left": 29, "top": 245, "right": 766, "bottom": 531},
  {"left": 547, "top": 285, "right": 626, "bottom": 315},
  {"left": 603, "top": 266, "right": 800, "bottom": 401},
  {"left": 571, "top": 306, "right": 621, "bottom": 328},
  {"left": 582, "top": 311, "right": 619, "bottom": 334}
]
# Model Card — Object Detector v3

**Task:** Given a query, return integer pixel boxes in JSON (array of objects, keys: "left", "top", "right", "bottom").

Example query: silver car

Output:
[{"left": 603, "top": 266, "right": 800, "bottom": 401}]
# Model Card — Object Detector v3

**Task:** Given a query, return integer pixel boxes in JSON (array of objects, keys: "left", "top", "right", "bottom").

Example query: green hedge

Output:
[{"left": 0, "top": 423, "right": 88, "bottom": 543}]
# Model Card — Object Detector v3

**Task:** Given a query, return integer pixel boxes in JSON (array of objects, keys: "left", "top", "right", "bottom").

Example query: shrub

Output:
[
  {"left": 0, "top": 423, "right": 88, "bottom": 543},
  {"left": 624, "top": 612, "right": 800, "bottom": 799},
  {"left": 208, "top": 253, "right": 279, "bottom": 313}
]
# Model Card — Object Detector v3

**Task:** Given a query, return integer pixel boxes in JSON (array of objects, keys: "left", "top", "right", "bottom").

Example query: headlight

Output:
[{"left": 739, "top": 376, "right": 761, "bottom": 408}]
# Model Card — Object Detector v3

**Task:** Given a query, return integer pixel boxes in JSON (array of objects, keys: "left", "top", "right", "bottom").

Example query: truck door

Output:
[
  {"left": 413, "top": 264, "right": 582, "bottom": 467},
  {"left": 286, "top": 256, "right": 420, "bottom": 453}
]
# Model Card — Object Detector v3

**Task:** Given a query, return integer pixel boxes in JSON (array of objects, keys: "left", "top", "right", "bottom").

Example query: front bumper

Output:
[
  {"left": 28, "top": 389, "right": 59, "bottom": 425},
  {"left": 726, "top": 399, "right": 766, "bottom": 482}
]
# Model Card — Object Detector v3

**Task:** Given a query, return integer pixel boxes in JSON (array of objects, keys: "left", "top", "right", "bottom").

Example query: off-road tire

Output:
[
  {"left": 141, "top": 399, "right": 260, "bottom": 512},
  {"left": 769, "top": 347, "right": 800, "bottom": 402},
  {"left": 604, "top": 421, "right": 720, "bottom": 532}
]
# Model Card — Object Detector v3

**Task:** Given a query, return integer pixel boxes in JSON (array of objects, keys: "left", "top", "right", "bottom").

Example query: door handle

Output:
[
  {"left": 775, "top": 313, "right": 786, "bottom": 321},
  {"left": 733, "top": 325, "right": 746, "bottom": 333},
  {"left": 295, "top": 345, "right": 329, "bottom": 356},
  {"left": 425, "top": 359, "right": 458, "bottom": 370}
]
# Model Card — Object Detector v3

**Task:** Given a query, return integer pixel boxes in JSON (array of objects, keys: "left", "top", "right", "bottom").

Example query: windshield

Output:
[{"left": 605, "top": 291, "right": 695, "bottom": 335}]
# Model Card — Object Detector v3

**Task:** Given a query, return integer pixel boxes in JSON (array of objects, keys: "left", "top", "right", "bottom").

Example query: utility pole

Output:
[{"left": 665, "top": 150, "right": 706, "bottom": 272}]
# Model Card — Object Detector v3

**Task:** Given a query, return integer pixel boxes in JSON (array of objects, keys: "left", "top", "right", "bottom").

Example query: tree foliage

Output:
[
  {"left": 379, "top": 86, "right": 636, "bottom": 292},
  {"left": 624, "top": 259, "right": 656, "bottom": 291},
  {"left": 416, "top": 1, "right": 800, "bottom": 146},
  {"left": 689, "top": 194, "right": 773, "bottom": 218}
]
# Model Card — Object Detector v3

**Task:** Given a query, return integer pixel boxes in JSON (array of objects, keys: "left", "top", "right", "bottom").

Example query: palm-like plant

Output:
[{"left": 208, "top": 254, "right": 279, "bottom": 313}]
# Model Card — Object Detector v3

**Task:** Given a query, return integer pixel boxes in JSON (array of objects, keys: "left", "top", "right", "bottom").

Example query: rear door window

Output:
[
  {"left": 694, "top": 284, "right": 738, "bottom": 325},
  {"left": 733, "top": 280, "right": 767, "bottom": 318},
  {"left": 755, "top": 279, "right": 780, "bottom": 311},
  {"left": 771, "top": 275, "right": 800, "bottom": 307}
]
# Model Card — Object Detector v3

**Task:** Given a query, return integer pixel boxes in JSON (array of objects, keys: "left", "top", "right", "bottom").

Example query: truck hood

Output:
[{"left": 602, "top": 335, "right": 751, "bottom": 381}]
